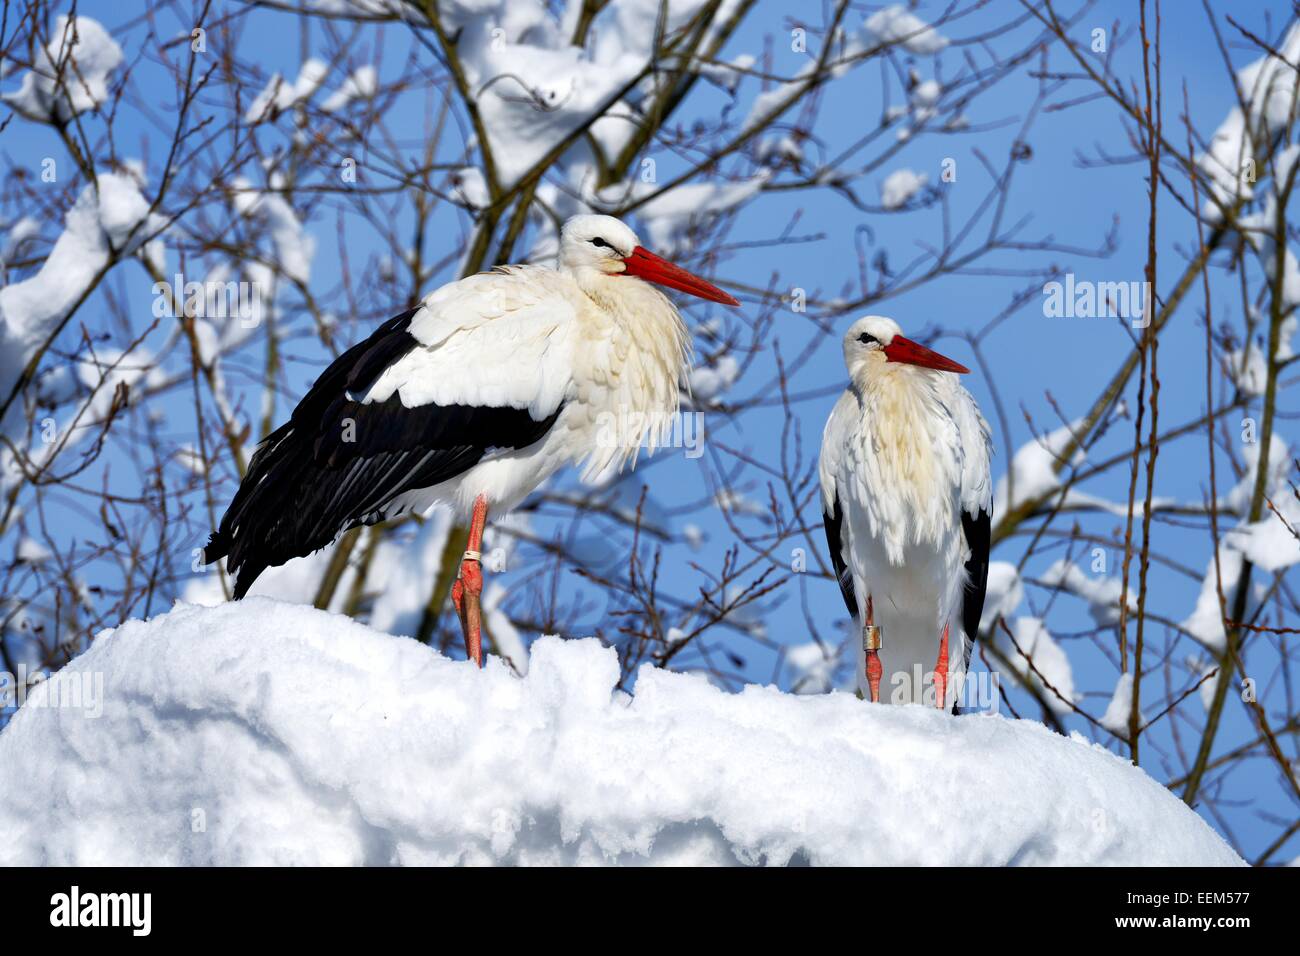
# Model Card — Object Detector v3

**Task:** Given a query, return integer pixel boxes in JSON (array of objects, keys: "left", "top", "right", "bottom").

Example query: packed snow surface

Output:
[{"left": 0, "top": 600, "right": 1242, "bottom": 866}]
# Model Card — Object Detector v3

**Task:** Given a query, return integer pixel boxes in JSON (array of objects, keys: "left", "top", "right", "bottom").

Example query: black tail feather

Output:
[{"left": 202, "top": 530, "right": 229, "bottom": 565}]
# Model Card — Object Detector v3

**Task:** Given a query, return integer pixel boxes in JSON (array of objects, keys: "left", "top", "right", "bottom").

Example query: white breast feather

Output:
[
  {"left": 364, "top": 264, "right": 691, "bottom": 485},
  {"left": 823, "top": 370, "right": 974, "bottom": 566}
]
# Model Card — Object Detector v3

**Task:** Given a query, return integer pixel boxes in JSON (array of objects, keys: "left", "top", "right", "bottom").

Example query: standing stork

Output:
[
  {"left": 204, "top": 214, "right": 738, "bottom": 665},
  {"left": 819, "top": 316, "right": 992, "bottom": 709}
]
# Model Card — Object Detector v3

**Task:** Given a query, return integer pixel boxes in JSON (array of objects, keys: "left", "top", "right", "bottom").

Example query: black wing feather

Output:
[
  {"left": 960, "top": 507, "right": 991, "bottom": 669},
  {"left": 822, "top": 494, "right": 858, "bottom": 620},
  {"left": 204, "top": 308, "right": 561, "bottom": 598}
]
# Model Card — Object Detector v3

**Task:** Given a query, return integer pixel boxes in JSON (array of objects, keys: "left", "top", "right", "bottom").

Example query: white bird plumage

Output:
[
  {"left": 206, "top": 214, "right": 738, "bottom": 664},
  {"left": 369, "top": 261, "right": 690, "bottom": 516},
  {"left": 819, "top": 316, "right": 993, "bottom": 707}
]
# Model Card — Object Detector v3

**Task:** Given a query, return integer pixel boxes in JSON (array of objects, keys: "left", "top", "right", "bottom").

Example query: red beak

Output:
[
  {"left": 883, "top": 336, "right": 970, "bottom": 374},
  {"left": 620, "top": 246, "right": 740, "bottom": 306}
]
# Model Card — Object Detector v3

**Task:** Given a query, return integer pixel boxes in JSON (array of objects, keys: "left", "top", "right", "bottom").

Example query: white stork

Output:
[
  {"left": 819, "top": 316, "right": 992, "bottom": 709},
  {"left": 204, "top": 214, "right": 738, "bottom": 664}
]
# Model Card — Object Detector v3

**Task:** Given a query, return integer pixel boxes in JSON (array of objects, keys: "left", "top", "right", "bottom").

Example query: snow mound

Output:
[{"left": 0, "top": 600, "right": 1241, "bottom": 866}]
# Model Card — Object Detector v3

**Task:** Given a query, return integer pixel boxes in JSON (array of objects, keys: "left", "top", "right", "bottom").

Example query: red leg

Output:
[
  {"left": 457, "top": 494, "right": 489, "bottom": 667},
  {"left": 865, "top": 645, "right": 883, "bottom": 703},
  {"left": 451, "top": 579, "right": 468, "bottom": 637},
  {"left": 934, "top": 622, "right": 950, "bottom": 710},
  {"left": 864, "top": 594, "right": 883, "bottom": 703}
]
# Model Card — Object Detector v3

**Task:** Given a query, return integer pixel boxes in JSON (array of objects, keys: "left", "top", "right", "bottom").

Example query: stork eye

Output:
[
  {"left": 858, "top": 332, "right": 879, "bottom": 345},
  {"left": 590, "top": 237, "right": 611, "bottom": 249}
]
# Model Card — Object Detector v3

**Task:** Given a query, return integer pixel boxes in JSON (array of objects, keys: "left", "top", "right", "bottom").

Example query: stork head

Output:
[
  {"left": 843, "top": 315, "right": 970, "bottom": 384},
  {"left": 559, "top": 214, "right": 739, "bottom": 306}
]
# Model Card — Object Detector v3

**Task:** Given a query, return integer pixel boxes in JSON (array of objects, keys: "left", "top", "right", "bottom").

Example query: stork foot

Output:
[
  {"left": 457, "top": 553, "right": 484, "bottom": 667},
  {"left": 451, "top": 577, "right": 468, "bottom": 643},
  {"left": 934, "top": 622, "right": 950, "bottom": 710},
  {"left": 452, "top": 494, "right": 490, "bottom": 668}
]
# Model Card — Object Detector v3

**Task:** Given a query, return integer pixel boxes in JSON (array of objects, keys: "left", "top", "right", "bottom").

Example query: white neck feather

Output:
[
  {"left": 575, "top": 275, "right": 692, "bottom": 477},
  {"left": 853, "top": 365, "right": 959, "bottom": 543}
]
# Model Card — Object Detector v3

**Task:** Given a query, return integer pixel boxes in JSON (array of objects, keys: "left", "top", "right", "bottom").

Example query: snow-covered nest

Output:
[{"left": 0, "top": 600, "right": 1241, "bottom": 866}]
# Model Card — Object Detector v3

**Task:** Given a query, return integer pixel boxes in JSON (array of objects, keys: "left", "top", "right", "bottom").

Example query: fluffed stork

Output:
[
  {"left": 203, "top": 214, "right": 739, "bottom": 664},
  {"left": 818, "top": 316, "right": 992, "bottom": 709}
]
